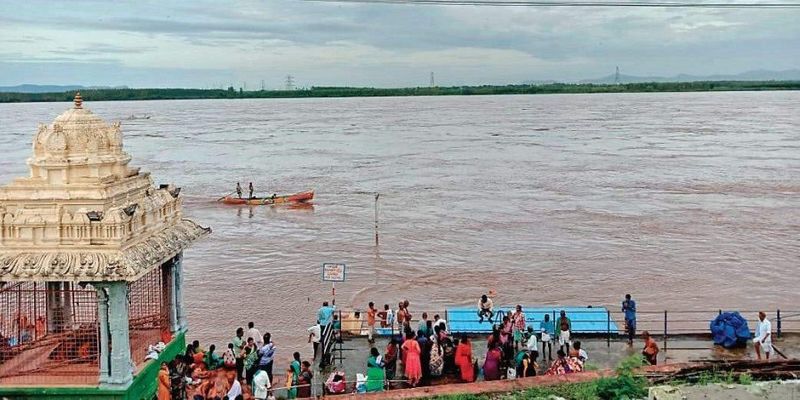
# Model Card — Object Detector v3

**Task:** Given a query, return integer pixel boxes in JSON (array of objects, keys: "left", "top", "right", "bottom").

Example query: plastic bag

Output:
[{"left": 356, "top": 373, "right": 367, "bottom": 393}]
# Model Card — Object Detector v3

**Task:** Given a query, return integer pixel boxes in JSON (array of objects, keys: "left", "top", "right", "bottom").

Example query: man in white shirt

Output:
[
  {"left": 252, "top": 369, "right": 271, "bottom": 400},
  {"left": 478, "top": 294, "right": 494, "bottom": 323},
  {"left": 754, "top": 311, "right": 772, "bottom": 360},
  {"left": 226, "top": 378, "right": 242, "bottom": 399},
  {"left": 308, "top": 321, "right": 321, "bottom": 360},
  {"left": 525, "top": 326, "right": 538, "bottom": 353},
  {"left": 248, "top": 321, "right": 263, "bottom": 347},
  {"left": 434, "top": 314, "right": 447, "bottom": 332}
]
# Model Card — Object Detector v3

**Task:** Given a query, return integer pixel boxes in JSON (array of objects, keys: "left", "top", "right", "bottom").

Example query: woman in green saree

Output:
[
  {"left": 287, "top": 352, "right": 301, "bottom": 399},
  {"left": 366, "top": 347, "right": 385, "bottom": 392}
]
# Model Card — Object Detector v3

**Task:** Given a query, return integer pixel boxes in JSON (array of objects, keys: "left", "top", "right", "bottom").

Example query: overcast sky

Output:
[{"left": 1, "top": 0, "right": 798, "bottom": 88}]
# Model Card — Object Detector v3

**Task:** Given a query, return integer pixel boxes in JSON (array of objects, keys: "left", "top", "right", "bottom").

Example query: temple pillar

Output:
[
  {"left": 62, "top": 282, "right": 74, "bottom": 328},
  {"left": 162, "top": 260, "right": 177, "bottom": 334},
  {"left": 45, "top": 282, "right": 61, "bottom": 332},
  {"left": 96, "top": 286, "right": 110, "bottom": 381},
  {"left": 103, "top": 281, "right": 133, "bottom": 386},
  {"left": 172, "top": 252, "right": 187, "bottom": 332}
]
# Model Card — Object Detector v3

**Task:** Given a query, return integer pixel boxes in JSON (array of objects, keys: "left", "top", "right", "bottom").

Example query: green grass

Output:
[{"left": 669, "top": 368, "right": 756, "bottom": 387}]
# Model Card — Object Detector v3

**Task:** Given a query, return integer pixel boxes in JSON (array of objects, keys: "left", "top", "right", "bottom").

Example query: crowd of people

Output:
[
  {"left": 352, "top": 296, "right": 643, "bottom": 392},
  {"left": 155, "top": 320, "right": 316, "bottom": 400},
  {"left": 160, "top": 292, "right": 782, "bottom": 399}
]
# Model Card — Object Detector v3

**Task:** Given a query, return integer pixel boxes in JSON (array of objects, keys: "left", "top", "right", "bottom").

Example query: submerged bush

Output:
[{"left": 593, "top": 355, "right": 648, "bottom": 400}]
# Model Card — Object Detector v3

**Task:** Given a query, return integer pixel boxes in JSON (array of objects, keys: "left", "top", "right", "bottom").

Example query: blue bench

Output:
[{"left": 447, "top": 306, "right": 619, "bottom": 334}]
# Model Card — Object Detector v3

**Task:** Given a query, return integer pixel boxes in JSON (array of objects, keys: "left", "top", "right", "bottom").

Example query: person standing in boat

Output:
[
  {"left": 248, "top": 182, "right": 254, "bottom": 199},
  {"left": 236, "top": 182, "right": 243, "bottom": 199}
]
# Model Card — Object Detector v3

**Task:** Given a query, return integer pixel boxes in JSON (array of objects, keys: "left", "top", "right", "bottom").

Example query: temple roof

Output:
[
  {"left": 0, "top": 219, "right": 208, "bottom": 282},
  {"left": 0, "top": 94, "right": 210, "bottom": 282},
  {"left": 27, "top": 92, "right": 131, "bottom": 185}
]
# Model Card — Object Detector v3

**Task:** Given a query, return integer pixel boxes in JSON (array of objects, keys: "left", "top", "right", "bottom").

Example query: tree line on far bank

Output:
[{"left": 1, "top": 81, "right": 798, "bottom": 103}]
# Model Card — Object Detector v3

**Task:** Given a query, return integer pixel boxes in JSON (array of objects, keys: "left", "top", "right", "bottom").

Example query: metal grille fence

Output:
[
  {"left": 128, "top": 265, "right": 173, "bottom": 365},
  {"left": 0, "top": 282, "right": 99, "bottom": 385}
]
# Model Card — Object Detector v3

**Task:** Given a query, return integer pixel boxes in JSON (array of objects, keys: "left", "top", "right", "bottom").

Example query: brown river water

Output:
[{"left": 1, "top": 92, "right": 798, "bottom": 359}]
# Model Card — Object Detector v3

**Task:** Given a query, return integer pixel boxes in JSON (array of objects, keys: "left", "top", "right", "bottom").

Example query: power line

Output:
[{"left": 303, "top": 0, "right": 800, "bottom": 8}]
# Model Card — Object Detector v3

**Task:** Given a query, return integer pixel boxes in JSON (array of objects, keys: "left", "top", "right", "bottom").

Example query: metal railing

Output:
[
  {"left": 255, "top": 375, "right": 409, "bottom": 398},
  {"left": 243, "top": 306, "right": 800, "bottom": 399},
  {"left": 331, "top": 307, "right": 799, "bottom": 347},
  {"left": 319, "top": 309, "right": 349, "bottom": 369},
  {"left": 319, "top": 318, "right": 335, "bottom": 368}
]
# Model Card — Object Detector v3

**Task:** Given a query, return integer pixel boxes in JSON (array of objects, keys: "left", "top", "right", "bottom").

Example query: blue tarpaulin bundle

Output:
[{"left": 710, "top": 311, "right": 752, "bottom": 348}]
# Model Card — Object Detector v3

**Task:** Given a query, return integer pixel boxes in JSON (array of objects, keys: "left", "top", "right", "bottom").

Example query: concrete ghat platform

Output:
[{"left": 332, "top": 334, "right": 800, "bottom": 381}]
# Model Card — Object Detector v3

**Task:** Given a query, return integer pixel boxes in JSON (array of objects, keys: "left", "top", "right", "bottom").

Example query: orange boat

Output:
[{"left": 220, "top": 190, "right": 314, "bottom": 205}]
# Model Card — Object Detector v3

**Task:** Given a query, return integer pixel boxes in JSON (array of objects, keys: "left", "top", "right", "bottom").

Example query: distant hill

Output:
[
  {"left": 0, "top": 84, "right": 128, "bottom": 93},
  {"left": 580, "top": 69, "right": 800, "bottom": 84}
]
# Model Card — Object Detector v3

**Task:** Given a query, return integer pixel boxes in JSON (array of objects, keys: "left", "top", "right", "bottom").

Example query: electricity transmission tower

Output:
[
  {"left": 430, "top": 72, "right": 435, "bottom": 87},
  {"left": 614, "top": 66, "right": 620, "bottom": 85},
  {"left": 285, "top": 75, "right": 295, "bottom": 90}
]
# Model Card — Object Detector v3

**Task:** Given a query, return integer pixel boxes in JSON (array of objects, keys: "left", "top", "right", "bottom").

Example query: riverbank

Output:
[
  {"left": 1, "top": 80, "right": 799, "bottom": 103},
  {"left": 175, "top": 332, "right": 800, "bottom": 400}
]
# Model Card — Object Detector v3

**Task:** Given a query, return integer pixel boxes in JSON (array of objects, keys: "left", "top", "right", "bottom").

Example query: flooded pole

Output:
[{"left": 374, "top": 193, "right": 380, "bottom": 246}]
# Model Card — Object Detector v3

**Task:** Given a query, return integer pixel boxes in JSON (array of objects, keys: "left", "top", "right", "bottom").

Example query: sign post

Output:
[
  {"left": 374, "top": 193, "right": 380, "bottom": 246},
  {"left": 322, "top": 263, "right": 346, "bottom": 305}
]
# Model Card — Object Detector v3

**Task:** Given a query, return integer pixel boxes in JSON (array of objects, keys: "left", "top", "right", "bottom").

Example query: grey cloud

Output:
[
  {"left": 1, "top": 0, "right": 798, "bottom": 85},
  {"left": 3, "top": 35, "right": 50, "bottom": 44},
  {"left": 0, "top": 60, "right": 234, "bottom": 88},
  {"left": 47, "top": 43, "right": 151, "bottom": 57},
  {"left": 0, "top": 51, "right": 119, "bottom": 64}
]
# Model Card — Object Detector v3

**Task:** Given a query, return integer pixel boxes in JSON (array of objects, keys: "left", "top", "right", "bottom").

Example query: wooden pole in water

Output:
[{"left": 374, "top": 193, "right": 380, "bottom": 246}]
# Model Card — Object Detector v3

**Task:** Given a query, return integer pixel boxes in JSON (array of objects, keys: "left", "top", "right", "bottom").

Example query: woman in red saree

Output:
[
  {"left": 401, "top": 332, "right": 422, "bottom": 387},
  {"left": 454, "top": 337, "right": 475, "bottom": 382}
]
